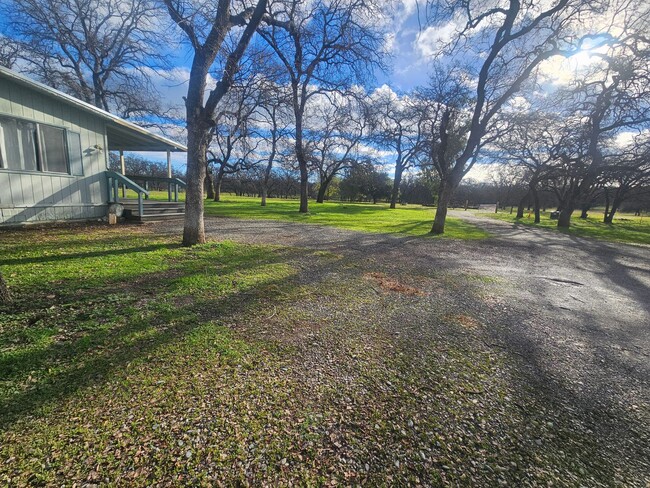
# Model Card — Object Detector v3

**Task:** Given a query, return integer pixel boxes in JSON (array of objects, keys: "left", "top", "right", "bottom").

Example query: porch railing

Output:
[
  {"left": 106, "top": 171, "right": 149, "bottom": 217},
  {"left": 124, "top": 175, "right": 187, "bottom": 202}
]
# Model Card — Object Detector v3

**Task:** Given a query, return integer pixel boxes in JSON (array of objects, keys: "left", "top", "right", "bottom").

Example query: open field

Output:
[
  {"left": 488, "top": 209, "right": 650, "bottom": 245},
  {"left": 125, "top": 191, "right": 650, "bottom": 246},
  {"left": 202, "top": 197, "right": 490, "bottom": 239},
  {"left": 1, "top": 219, "right": 649, "bottom": 486},
  {"left": 126, "top": 191, "right": 489, "bottom": 240}
]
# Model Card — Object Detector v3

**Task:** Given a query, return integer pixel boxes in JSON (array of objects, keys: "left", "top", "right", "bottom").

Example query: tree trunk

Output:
[
  {"left": 293, "top": 92, "right": 309, "bottom": 213},
  {"left": 516, "top": 191, "right": 529, "bottom": 219},
  {"left": 531, "top": 185, "right": 541, "bottom": 223},
  {"left": 431, "top": 179, "right": 453, "bottom": 234},
  {"left": 261, "top": 159, "right": 273, "bottom": 207},
  {"left": 390, "top": 164, "right": 403, "bottom": 209},
  {"left": 206, "top": 169, "right": 215, "bottom": 200},
  {"left": 557, "top": 204, "right": 574, "bottom": 228},
  {"left": 298, "top": 160, "right": 309, "bottom": 213},
  {"left": 605, "top": 192, "right": 622, "bottom": 224},
  {"left": 316, "top": 175, "right": 333, "bottom": 204},
  {"left": 603, "top": 191, "right": 610, "bottom": 223},
  {"left": 213, "top": 167, "right": 224, "bottom": 202},
  {"left": 606, "top": 203, "right": 619, "bottom": 223},
  {"left": 0, "top": 272, "right": 10, "bottom": 304},
  {"left": 316, "top": 184, "right": 326, "bottom": 203},
  {"left": 182, "top": 128, "right": 208, "bottom": 247}
]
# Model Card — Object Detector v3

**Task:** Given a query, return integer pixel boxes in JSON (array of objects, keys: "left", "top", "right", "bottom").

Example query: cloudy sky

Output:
[
  {"left": 140, "top": 0, "right": 472, "bottom": 176},
  {"left": 140, "top": 0, "right": 602, "bottom": 181}
]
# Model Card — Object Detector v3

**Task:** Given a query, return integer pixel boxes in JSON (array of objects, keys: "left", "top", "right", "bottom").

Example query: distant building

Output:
[{"left": 0, "top": 67, "right": 186, "bottom": 224}]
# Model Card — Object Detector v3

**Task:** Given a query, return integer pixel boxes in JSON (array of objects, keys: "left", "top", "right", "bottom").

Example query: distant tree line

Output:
[{"left": 107, "top": 154, "right": 185, "bottom": 191}]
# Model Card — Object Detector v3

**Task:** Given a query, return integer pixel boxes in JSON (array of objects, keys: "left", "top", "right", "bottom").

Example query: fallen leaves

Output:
[
  {"left": 446, "top": 313, "right": 483, "bottom": 330},
  {"left": 364, "top": 273, "right": 425, "bottom": 296}
]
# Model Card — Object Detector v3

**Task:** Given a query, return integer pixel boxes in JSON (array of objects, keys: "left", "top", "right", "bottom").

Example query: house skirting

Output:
[{"left": 0, "top": 203, "right": 107, "bottom": 224}]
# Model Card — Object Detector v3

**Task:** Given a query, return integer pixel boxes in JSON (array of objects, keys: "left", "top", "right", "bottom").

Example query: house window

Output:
[
  {"left": 0, "top": 116, "right": 83, "bottom": 175},
  {"left": 0, "top": 118, "right": 38, "bottom": 171},
  {"left": 39, "top": 124, "right": 68, "bottom": 173},
  {"left": 67, "top": 131, "right": 84, "bottom": 176}
]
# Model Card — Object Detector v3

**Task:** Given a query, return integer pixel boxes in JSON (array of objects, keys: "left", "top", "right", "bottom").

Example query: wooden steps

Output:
[{"left": 121, "top": 199, "right": 185, "bottom": 222}]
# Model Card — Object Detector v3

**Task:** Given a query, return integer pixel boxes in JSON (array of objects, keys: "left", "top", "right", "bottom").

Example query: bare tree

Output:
[
  {"left": 307, "top": 92, "right": 368, "bottom": 203},
  {"left": 602, "top": 136, "right": 650, "bottom": 222},
  {"left": 368, "top": 89, "right": 427, "bottom": 208},
  {"left": 552, "top": 35, "right": 650, "bottom": 227},
  {"left": 163, "top": 0, "right": 269, "bottom": 246},
  {"left": 495, "top": 112, "right": 560, "bottom": 222},
  {"left": 424, "top": 0, "right": 617, "bottom": 234},
  {"left": 250, "top": 77, "right": 293, "bottom": 206},
  {"left": 2, "top": 0, "right": 168, "bottom": 118},
  {"left": 207, "top": 69, "right": 264, "bottom": 202},
  {"left": 258, "top": 0, "right": 385, "bottom": 213},
  {"left": 0, "top": 36, "right": 21, "bottom": 69},
  {"left": 419, "top": 67, "right": 474, "bottom": 215}
]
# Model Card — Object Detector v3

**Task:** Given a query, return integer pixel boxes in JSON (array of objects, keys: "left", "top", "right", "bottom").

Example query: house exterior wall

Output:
[{"left": 0, "top": 77, "right": 109, "bottom": 224}]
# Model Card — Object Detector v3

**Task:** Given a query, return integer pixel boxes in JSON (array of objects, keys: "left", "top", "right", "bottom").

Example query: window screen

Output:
[
  {"left": 39, "top": 124, "right": 68, "bottom": 173},
  {"left": 18, "top": 120, "right": 38, "bottom": 171},
  {"left": 67, "top": 131, "right": 83, "bottom": 176},
  {"left": 0, "top": 122, "right": 7, "bottom": 168},
  {"left": 0, "top": 117, "right": 37, "bottom": 171},
  {"left": 0, "top": 117, "right": 78, "bottom": 175}
]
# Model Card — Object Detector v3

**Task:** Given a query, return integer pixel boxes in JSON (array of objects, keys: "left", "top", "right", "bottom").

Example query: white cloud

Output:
[
  {"left": 465, "top": 163, "right": 493, "bottom": 183},
  {"left": 140, "top": 66, "right": 218, "bottom": 106},
  {"left": 614, "top": 129, "right": 649, "bottom": 148},
  {"left": 538, "top": 50, "right": 607, "bottom": 86},
  {"left": 414, "top": 22, "right": 457, "bottom": 58}
]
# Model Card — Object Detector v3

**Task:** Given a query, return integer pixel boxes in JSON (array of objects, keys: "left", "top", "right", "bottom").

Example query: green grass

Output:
[
  {"left": 0, "top": 228, "right": 296, "bottom": 423},
  {"left": 204, "top": 195, "right": 489, "bottom": 239},
  {"left": 488, "top": 209, "right": 650, "bottom": 245},
  {"left": 125, "top": 191, "right": 489, "bottom": 240},
  {"left": 0, "top": 225, "right": 645, "bottom": 485},
  {"left": 0, "top": 226, "right": 308, "bottom": 484}
]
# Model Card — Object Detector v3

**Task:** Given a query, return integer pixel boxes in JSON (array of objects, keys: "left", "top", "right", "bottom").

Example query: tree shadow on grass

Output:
[
  {"left": 1, "top": 223, "right": 648, "bottom": 484},
  {"left": 0, "top": 245, "right": 308, "bottom": 429},
  {"left": 0, "top": 243, "right": 180, "bottom": 266}
]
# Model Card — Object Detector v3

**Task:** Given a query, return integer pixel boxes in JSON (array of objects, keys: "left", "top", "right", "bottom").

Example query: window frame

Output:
[{"left": 0, "top": 115, "right": 83, "bottom": 176}]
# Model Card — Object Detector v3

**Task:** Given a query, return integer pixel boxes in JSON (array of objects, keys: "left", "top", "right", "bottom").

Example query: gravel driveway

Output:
[{"left": 151, "top": 211, "right": 650, "bottom": 484}]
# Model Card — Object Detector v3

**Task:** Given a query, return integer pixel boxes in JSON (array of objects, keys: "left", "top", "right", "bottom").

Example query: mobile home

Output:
[{"left": 0, "top": 67, "right": 187, "bottom": 224}]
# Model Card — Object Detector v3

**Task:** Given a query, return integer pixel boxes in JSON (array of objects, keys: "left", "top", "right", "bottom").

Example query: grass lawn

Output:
[
  {"left": 1, "top": 224, "right": 639, "bottom": 485},
  {"left": 488, "top": 209, "right": 650, "bottom": 245},
  {"left": 204, "top": 196, "right": 491, "bottom": 239},
  {"left": 128, "top": 190, "right": 489, "bottom": 240}
]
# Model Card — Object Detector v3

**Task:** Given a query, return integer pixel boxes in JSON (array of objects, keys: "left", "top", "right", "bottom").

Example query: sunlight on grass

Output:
[
  {"left": 203, "top": 195, "right": 490, "bottom": 240},
  {"left": 0, "top": 228, "right": 297, "bottom": 429},
  {"left": 489, "top": 209, "right": 650, "bottom": 245},
  {"left": 124, "top": 190, "right": 489, "bottom": 239}
]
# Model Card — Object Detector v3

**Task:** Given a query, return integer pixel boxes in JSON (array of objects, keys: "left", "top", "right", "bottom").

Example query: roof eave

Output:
[{"left": 0, "top": 66, "right": 188, "bottom": 153}]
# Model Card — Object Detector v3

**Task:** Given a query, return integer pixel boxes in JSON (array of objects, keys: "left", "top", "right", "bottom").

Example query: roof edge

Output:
[{"left": 0, "top": 66, "right": 187, "bottom": 152}]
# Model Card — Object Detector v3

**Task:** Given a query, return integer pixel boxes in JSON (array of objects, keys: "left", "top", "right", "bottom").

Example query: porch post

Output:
[
  {"left": 113, "top": 178, "right": 119, "bottom": 203},
  {"left": 167, "top": 150, "right": 172, "bottom": 202},
  {"left": 120, "top": 150, "right": 126, "bottom": 197}
]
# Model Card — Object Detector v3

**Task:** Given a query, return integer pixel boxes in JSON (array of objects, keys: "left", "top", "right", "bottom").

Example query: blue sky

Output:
[
  {"left": 1, "top": 0, "right": 569, "bottom": 183},
  {"left": 138, "top": 2, "right": 442, "bottom": 171},
  {"left": 0, "top": 0, "right": 466, "bottom": 173}
]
